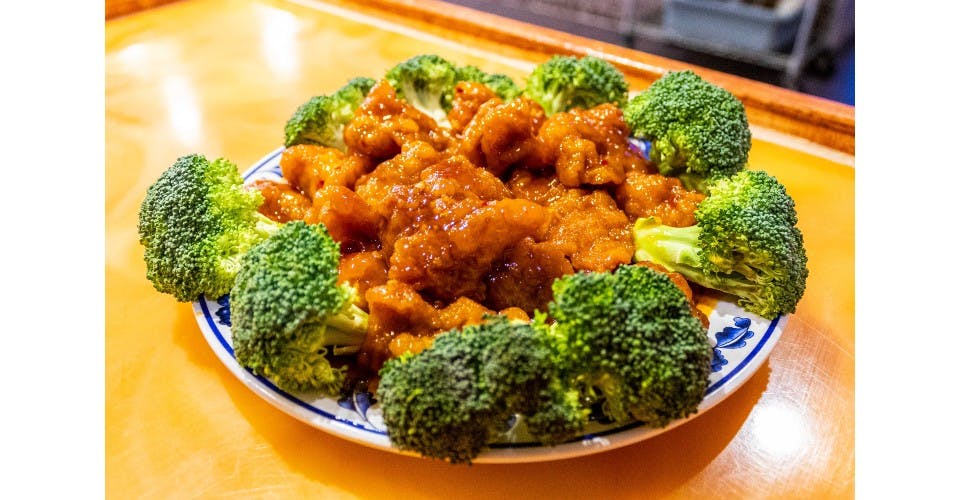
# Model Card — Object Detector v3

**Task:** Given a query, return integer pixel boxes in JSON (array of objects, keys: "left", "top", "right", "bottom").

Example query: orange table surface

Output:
[{"left": 105, "top": 0, "right": 855, "bottom": 497}]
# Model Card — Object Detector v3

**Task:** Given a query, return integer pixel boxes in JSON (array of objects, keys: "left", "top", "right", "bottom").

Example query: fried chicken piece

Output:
[
  {"left": 338, "top": 251, "right": 389, "bottom": 310},
  {"left": 614, "top": 170, "right": 705, "bottom": 226},
  {"left": 387, "top": 297, "right": 520, "bottom": 361},
  {"left": 448, "top": 81, "right": 501, "bottom": 133},
  {"left": 343, "top": 80, "right": 453, "bottom": 160},
  {"left": 279, "top": 144, "right": 370, "bottom": 196},
  {"left": 388, "top": 197, "right": 550, "bottom": 303},
  {"left": 458, "top": 96, "right": 545, "bottom": 176},
  {"left": 542, "top": 188, "right": 635, "bottom": 272},
  {"left": 304, "top": 185, "right": 381, "bottom": 253},
  {"left": 508, "top": 169, "right": 634, "bottom": 273},
  {"left": 533, "top": 103, "right": 648, "bottom": 186},
  {"left": 249, "top": 179, "right": 311, "bottom": 223},
  {"left": 361, "top": 280, "right": 443, "bottom": 371},
  {"left": 486, "top": 237, "right": 574, "bottom": 315}
]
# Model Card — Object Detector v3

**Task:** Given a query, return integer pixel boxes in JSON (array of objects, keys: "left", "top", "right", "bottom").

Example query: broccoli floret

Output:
[
  {"left": 385, "top": 54, "right": 461, "bottom": 127},
  {"left": 336, "top": 76, "right": 376, "bottom": 108},
  {"left": 385, "top": 55, "right": 523, "bottom": 126},
  {"left": 230, "top": 221, "right": 369, "bottom": 396},
  {"left": 623, "top": 70, "right": 751, "bottom": 191},
  {"left": 632, "top": 170, "right": 809, "bottom": 318},
  {"left": 376, "top": 316, "right": 587, "bottom": 464},
  {"left": 137, "top": 154, "right": 280, "bottom": 302},
  {"left": 283, "top": 76, "right": 376, "bottom": 149},
  {"left": 522, "top": 55, "right": 629, "bottom": 116},
  {"left": 549, "top": 265, "right": 713, "bottom": 427},
  {"left": 457, "top": 65, "right": 522, "bottom": 101},
  {"left": 376, "top": 334, "right": 498, "bottom": 464},
  {"left": 481, "top": 316, "right": 588, "bottom": 445},
  {"left": 376, "top": 264, "right": 722, "bottom": 461}
]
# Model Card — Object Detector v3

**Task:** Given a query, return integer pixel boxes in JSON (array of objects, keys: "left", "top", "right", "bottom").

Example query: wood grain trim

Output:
[
  {"left": 339, "top": 0, "right": 855, "bottom": 154},
  {"left": 105, "top": 0, "right": 183, "bottom": 19}
]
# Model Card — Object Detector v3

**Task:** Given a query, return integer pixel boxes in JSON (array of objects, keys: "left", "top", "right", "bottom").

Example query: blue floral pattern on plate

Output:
[
  {"left": 339, "top": 391, "right": 376, "bottom": 424},
  {"left": 215, "top": 294, "right": 231, "bottom": 327},
  {"left": 627, "top": 137, "right": 651, "bottom": 161},
  {"left": 711, "top": 317, "right": 755, "bottom": 372}
]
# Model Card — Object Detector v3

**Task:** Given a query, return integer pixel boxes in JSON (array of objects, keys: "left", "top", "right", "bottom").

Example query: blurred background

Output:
[{"left": 446, "top": 0, "right": 854, "bottom": 105}]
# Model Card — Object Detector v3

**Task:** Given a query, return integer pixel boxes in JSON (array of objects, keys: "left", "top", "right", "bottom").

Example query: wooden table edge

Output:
[{"left": 106, "top": 0, "right": 855, "bottom": 155}]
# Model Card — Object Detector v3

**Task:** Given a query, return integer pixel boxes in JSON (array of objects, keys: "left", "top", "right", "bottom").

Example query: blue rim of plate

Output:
[{"left": 192, "top": 146, "right": 787, "bottom": 463}]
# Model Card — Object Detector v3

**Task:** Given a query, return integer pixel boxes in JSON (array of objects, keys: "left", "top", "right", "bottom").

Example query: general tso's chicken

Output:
[
  {"left": 614, "top": 170, "right": 705, "bottom": 226},
  {"left": 447, "top": 81, "right": 502, "bottom": 133},
  {"left": 418, "top": 153, "right": 512, "bottom": 202},
  {"left": 544, "top": 189, "right": 634, "bottom": 272},
  {"left": 533, "top": 103, "right": 648, "bottom": 187},
  {"left": 250, "top": 178, "right": 312, "bottom": 223},
  {"left": 343, "top": 80, "right": 453, "bottom": 160},
  {"left": 360, "top": 280, "right": 501, "bottom": 369},
  {"left": 506, "top": 169, "right": 569, "bottom": 205},
  {"left": 360, "top": 280, "right": 442, "bottom": 371},
  {"left": 253, "top": 79, "right": 720, "bottom": 374},
  {"left": 507, "top": 170, "right": 634, "bottom": 272},
  {"left": 388, "top": 197, "right": 551, "bottom": 303},
  {"left": 304, "top": 185, "right": 381, "bottom": 253},
  {"left": 457, "top": 96, "right": 545, "bottom": 176},
  {"left": 485, "top": 237, "right": 574, "bottom": 315},
  {"left": 279, "top": 144, "right": 370, "bottom": 196},
  {"left": 357, "top": 149, "right": 519, "bottom": 271},
  {"left": 354, "top": 141, "right": 446, "bottom": 219},
  {"left": 338, "top": 250, "right": 389, "bottom": 310},
  {"left": 364, "top": 279, "right": 526, "bottom": 370},
  {"left": 436, "top": 297, "right": 496, "bottom": 332},
  {"left": 253, "top": 178, "right": 382, "bottom": 252}
]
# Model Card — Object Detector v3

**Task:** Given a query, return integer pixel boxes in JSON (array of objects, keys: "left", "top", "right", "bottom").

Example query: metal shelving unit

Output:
[{"left": 618, "top": 0, "right": 823, "bottom": 88}]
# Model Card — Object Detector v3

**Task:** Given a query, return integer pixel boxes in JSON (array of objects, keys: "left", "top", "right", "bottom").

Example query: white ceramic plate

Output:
[{"left": 193, "top": 147, "right": 786, "bottom": 463}]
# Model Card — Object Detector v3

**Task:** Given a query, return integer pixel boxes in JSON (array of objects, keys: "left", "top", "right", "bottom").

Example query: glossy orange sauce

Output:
[{"left": 254, "top": 79, "right": 704, "bottom": 377}]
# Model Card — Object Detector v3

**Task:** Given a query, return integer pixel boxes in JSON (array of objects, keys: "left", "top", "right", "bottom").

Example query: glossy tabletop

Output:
[{"left": 105, "top": 1, "right": 855, "bottom": 497}]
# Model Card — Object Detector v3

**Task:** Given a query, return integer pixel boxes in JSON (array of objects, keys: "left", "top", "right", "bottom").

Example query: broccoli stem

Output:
[
  {"left": 677, "top": 171, "right": 709, "bottom": 193},
  {"left": 543, "top": 94, "right": 568, "bottom": 116},
  {"left": 325, "top": 303, "right": 369, "bottom": 355},
  {"left": 632, "top": 217, "right": 703, "bottom": 273},
  {"left": 254, "top": 212, "right": 282, "bottom": 237},
  {"left": 210, "top": 213, "right": 283, "bottom": 297},
  {"left": 399, "top": 82, "right": 451, "bottom": 127},
  {"left": 632, "top": 217, "right": 760, "bottom": 300}
]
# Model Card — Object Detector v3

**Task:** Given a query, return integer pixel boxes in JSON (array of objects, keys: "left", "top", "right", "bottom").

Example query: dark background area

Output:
[{"left": 445, "top": 0, "right": 854, "bottom": 106}]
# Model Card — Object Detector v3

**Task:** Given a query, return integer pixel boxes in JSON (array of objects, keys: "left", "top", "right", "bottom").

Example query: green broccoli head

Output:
[
  {"left": 230, "top": 221, "right": 369, "bottom": 396},
  {"left": 385, "top": 55, "right": 524, "bottom": 126},
  {"left": 137, "top": 154, "right": 279, "bottom": 302},
  {"left": 632, "top": 169, "right": 809, "bottom": 318},
  {"left": 283, "top": 76, "right": 376, "bottom": 149},
  {"left": 457, "top": 65, "right": 522, "bottom": 101},
  {"left": 376, "top": 316, "right": 587, "bottom": 463},
  {"left": 548, "top": 265, "right": 713, "bottom": 427},
  {"left": 522, "top": 55, "right": 629, "bottom": 116},
  {"left": 385, "top": 54, "right": 461, "bottom": 127},
  {"left": 477, "top": 317, "right": 588, "bottom": 445},
  {"left": 623, "top": 70, "right": 751, "bottom": 191},
  {"left": 336, "top": 76, "right": 377, "bottom": 107},
  {"left": 376, "top": 339, "right": 499, "bottom": 464},
  {"left": 521, "top": 383, "right": 589, "bottom": 445}
]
